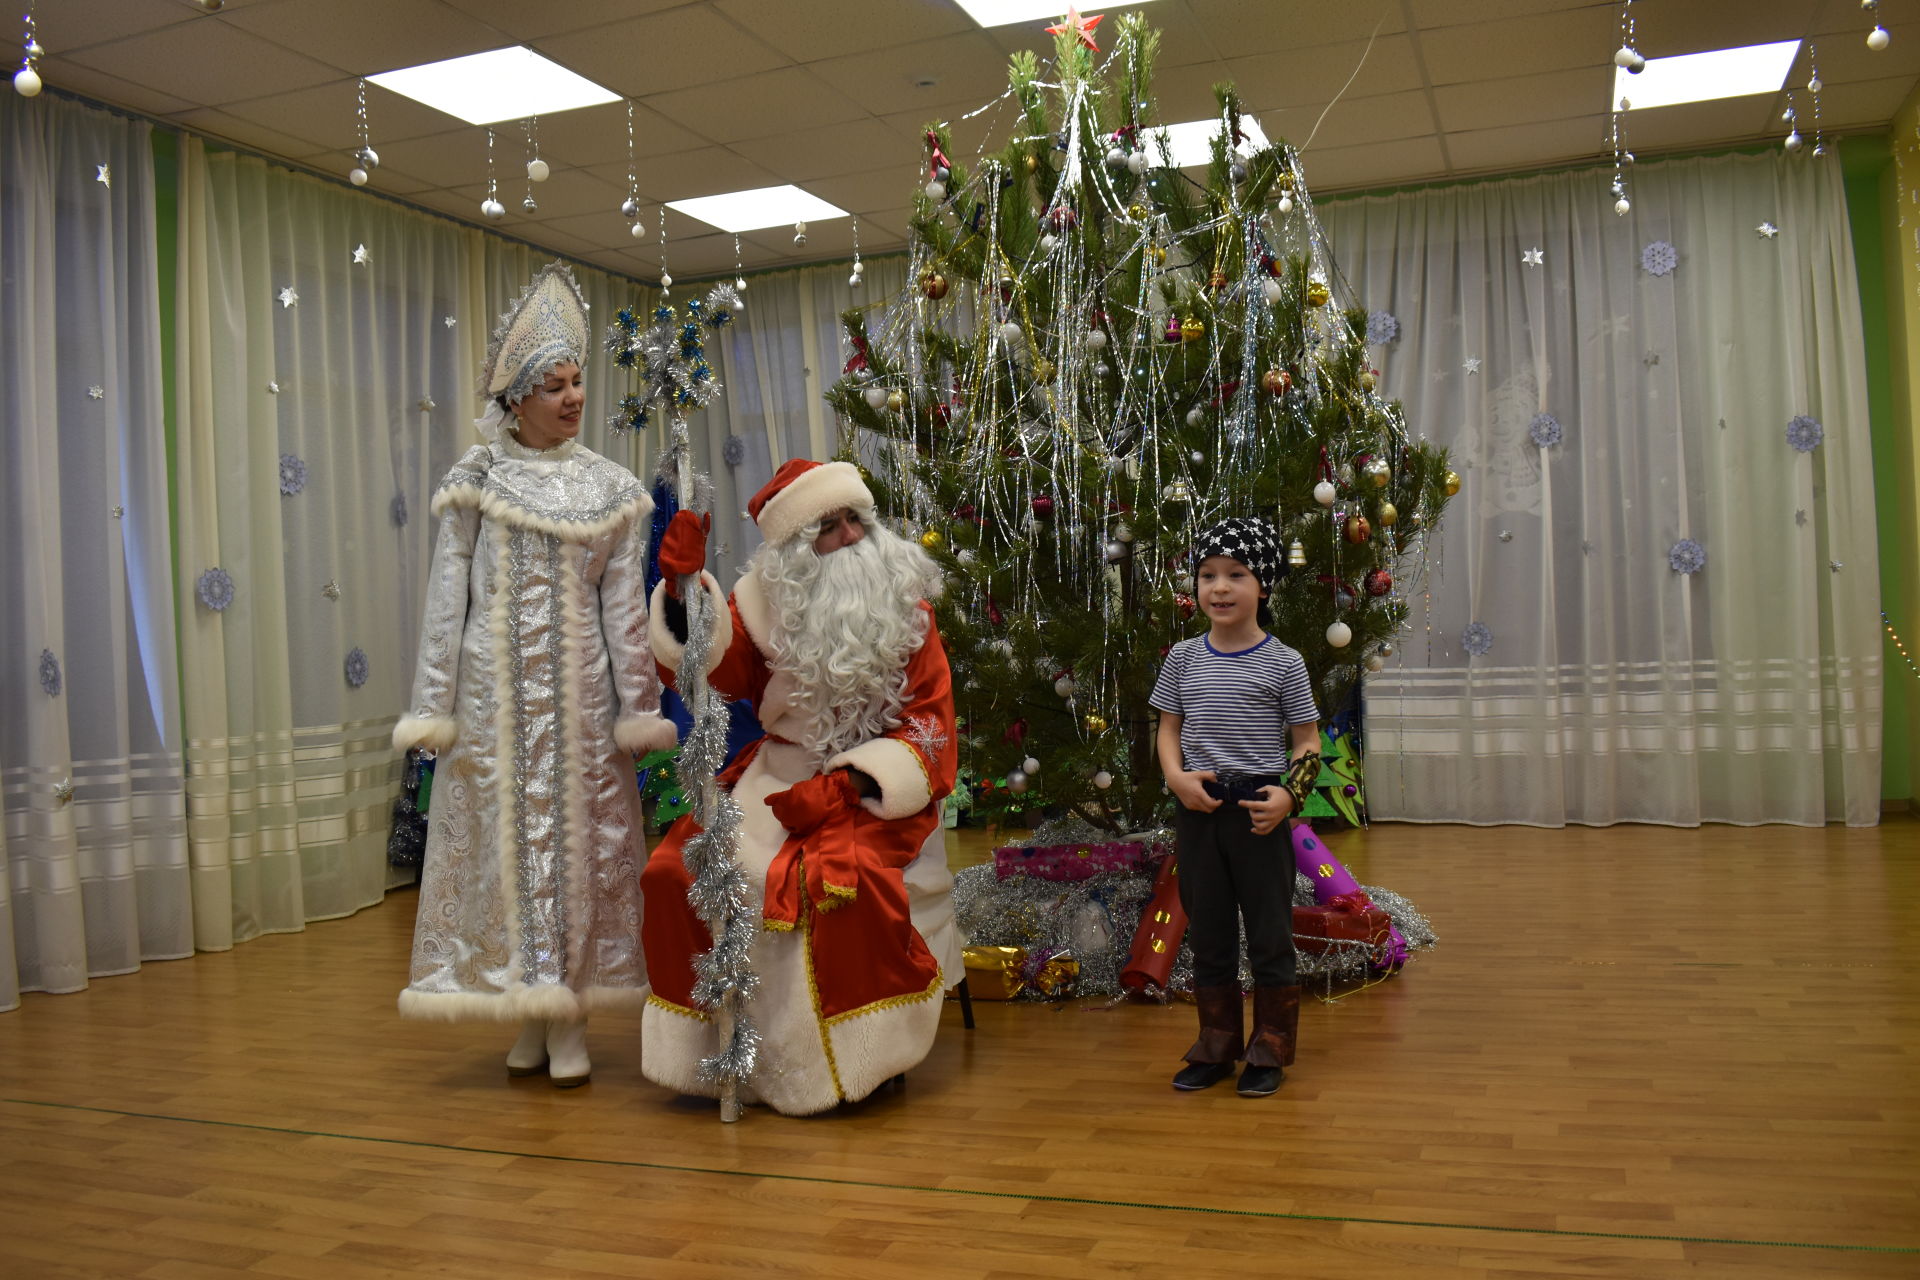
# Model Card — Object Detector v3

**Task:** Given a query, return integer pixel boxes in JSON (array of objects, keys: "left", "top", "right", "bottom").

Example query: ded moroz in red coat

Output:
[{"left": 640, "top": 566, "right": 960, "bottom": 1115}]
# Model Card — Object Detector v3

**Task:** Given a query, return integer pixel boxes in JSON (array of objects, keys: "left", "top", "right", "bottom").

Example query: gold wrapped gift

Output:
[
  {"left": 1028, "top": 950, "right": 1079, "bottom": 1000},
  {"left": 961, "top": 945, "right": 1028, "bottom": 1000}
]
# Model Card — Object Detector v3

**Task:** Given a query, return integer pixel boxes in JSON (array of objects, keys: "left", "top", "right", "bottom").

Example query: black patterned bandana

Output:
[{"left": 1193, "top": 517, "right": 1284, "bottom": 589}]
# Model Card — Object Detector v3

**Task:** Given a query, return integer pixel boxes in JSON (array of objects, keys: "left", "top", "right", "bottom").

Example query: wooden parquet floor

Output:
[{"left": 3, "top": 819, "right": 1918, "bottom": 1279}]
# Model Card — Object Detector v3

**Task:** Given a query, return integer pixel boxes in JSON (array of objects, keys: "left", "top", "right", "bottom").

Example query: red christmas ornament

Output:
[
  {"left": 1174, "top": 592, "right": 1196, "bottom": 620},
  {"left": 1003, "top": 717, "right": 1029, "bottom": 746},
  {"left": 1162, "top": 315, "right": 1183, "bottom": 343},
  {"left": 1364, "top": 568, "right": 1393, "bottom": 596},
  {"left": 1344, "top": 514, "right": 1372, "bottom": 544},
  {"left": 1031, "top": 495, "right": 1055, "bottom": 517},
  {"left": 1045, "top": 205, "right": 1079, "bottom": 231},
  {"left": 1261, "top": 368, "right": 1291, "bottom": 396}
]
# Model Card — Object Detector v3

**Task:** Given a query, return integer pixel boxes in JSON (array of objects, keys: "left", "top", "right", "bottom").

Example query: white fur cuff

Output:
[
  {"left": 755, "top": 461, "right": 874, "bottom": 548},
  {"left": 615, "top": 712, "right": 680, "bottom": 755},
  {"left": 828, "top": 737, "right": 933, "bottom": 821},
  {"left": 648, "top": 573, "right": 730, "bottom": 678},
  {"left": 393, "top": 714, "right": 458, "bottom": 753}
]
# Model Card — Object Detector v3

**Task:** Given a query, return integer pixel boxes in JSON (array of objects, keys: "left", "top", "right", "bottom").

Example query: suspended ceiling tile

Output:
[
  {"left": 1279, "top": 90, "right": 1439, "bottom": 151},
  {"left": 1433, "top": 66, "right": 1612, "bottom": 134},
  {"left": 646, "top": 67, "right": 868, "bottom": 144},
  {"left": 1405, "top": 0, "right": 1611, "bottom": 28},
  {"left": 541, "top": 6, "right": 789, "bottom": 99},
  {"left": 805, "top": 166, "right": 920, "bottom": 217},
  {"left": 541, "top": 210, "right": 645, "bottom": 250},
  {"left": 437, "top": 0, "right": 690, "bottom": 40},
  {"left": 1444, "top": 115, "right": 1611, "bottom": 175},
  {"left": 34, "top": 0, "right": 199, "bottom": 52},
  {"left": 1226, "top": 35, "right": 1426, "bottom": 112},
  {"left": 1624, "top": 95, "right": 1782, "bottom": 150},
  {"left": 38, "top": 61, "right": 200, "bottom": 118},
  {"left": 807, "top": 32, "right": 1011, "bottom": 117},
  {"left": 529, "top": 102, "right": 645, "bottom": 170},
  {"left": 1417, "top": 9, "right": 1620, "bottom": 86},
  {"left": 1182, "top": 0, "right": 1409, "bottom": 56},
  {"left": 1637, "top": 0, "right": 1818, "bottom": 57},
  {"left": 715, "top": 0, "right": 977, "bottom": 63},
  {"left": 517, "top": 167, "right": 626, "bottom": 220},
  {"left": 61, "top": 19, "right": 347, "bottom": 106},
  {"left": 1815, "top": 74, "right": 1920, "bottom": 126},
  {"left": 214, "top": 79, "right": 462, "bottom": 160},
  {"left": 976, "top": 2, "right": 1219, "bottom": 69},
  {"left": 1301, "top": 135, "right": 1450, "bottom": 192},
  {"left": 167, "top": 106, "right": 342, "bottom": 162},
  {"left": 222, "top": 0, "right": 506, "bottom": 76},
  {"left": 1811, "top": 21, "right": 1920, "bottom": 82},
  {"left": 655, "top": 233, "right": 746, "bottom": 276},
  {"left": 589, "top": 147, "right": 782, "bottom": 203},
  {"left": 368, "top": 128, "right": 495, "bottom": 190},
  {"left": 732, "top": 119, "right": 923, "bottom": 182}
]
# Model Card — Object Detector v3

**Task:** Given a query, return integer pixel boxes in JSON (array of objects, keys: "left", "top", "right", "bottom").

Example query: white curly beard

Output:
[{"left": 753, "top": 516, "right": 943, "bottom": 767}]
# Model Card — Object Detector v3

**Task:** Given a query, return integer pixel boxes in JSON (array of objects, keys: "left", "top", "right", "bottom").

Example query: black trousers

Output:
[{"left": 1172, "top": 801, "right": 1297, "bottom": 989}]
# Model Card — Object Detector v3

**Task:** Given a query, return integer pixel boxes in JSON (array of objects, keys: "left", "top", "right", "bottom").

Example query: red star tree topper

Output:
[{"left": 1045, "top": 5, "right": 1103, "bottom": 51}]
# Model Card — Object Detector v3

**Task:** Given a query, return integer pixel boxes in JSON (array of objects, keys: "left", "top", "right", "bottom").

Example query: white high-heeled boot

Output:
[
  {"left": 546, "top": 1018, "right": 591, "bottom": 1088},
  {"left": 506, "top": 1017, "right": 548, "bottom": 1077}
]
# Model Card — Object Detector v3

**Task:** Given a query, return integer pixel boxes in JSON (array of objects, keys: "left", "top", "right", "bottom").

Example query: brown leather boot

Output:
[
  {"left": 1243, "top": 985, "right": 1300, "bottom": 1069},
  {"left": 1173, "top": 985, "right": 1244, "bottom": 1089}
]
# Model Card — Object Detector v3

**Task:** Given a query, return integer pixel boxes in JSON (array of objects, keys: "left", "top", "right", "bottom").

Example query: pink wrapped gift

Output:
[{"left": 992, "top": 839, "right": 1164, "bottom": 882}]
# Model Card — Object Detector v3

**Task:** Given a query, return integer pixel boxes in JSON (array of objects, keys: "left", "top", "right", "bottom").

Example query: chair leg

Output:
[{"left": 957, "top": 974, "right": 975, "bottom": 1029}]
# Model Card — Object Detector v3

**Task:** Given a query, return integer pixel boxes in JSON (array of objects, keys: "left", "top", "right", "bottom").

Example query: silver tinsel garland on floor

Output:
[{"left": 952, "top": 817, "right": 1437, "bottom": 1000}]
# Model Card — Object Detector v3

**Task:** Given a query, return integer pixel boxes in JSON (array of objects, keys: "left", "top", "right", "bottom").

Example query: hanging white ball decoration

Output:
[
  {"left": 925, "top": 179, "right": 947, "bottom": 201},
  {"left": 660, "top": 271, "right": 672, "bottom": 288},
  {"left": 1614, "top": 196, "right": 1631, "bottom": 216},
  {"left": 1092, "top": 770, "right": 1113, "bottom": 790},
  {"left": 14, "top": 66, "right": 42, "bottom": 97},
  {"left": 735, "top": 276, "right": 747, "bottom": 291},
  {"left": 1022, "top": 756, "right": 1040, "bottom": 775},
  {"left": 1086, "top": 328, "right": 1107, "bottom": 350},
  {"left": 1104, "top": 539, "right": 1127, "bottom": 562},
  {"left": 1262, "top": 277, "right": 1283, "bottom": 304},
  {"left": 630, "top": 222, "right": 647, "bottom": 239},
  {"left": 1364, "top": 653, "right": 1385, "bottom": 672},
  {"left": 1277, "top": 193, "right": 1294, "bottom": 214},
  {"left": 526, "top": 158, "right": 549, "bottom": 182},
  {"left": 1868, "top": 25, "right": 1890, "bottom": 51},
  {"left": 1127, "top": 152, "right": 1148, "bottom": 175},
  {"left": 480, "top": 197, "right": 505, "bottom": 220},
  {"left": 849, "top": 271, "right": 862, "bottom": 287},
  {"left": 1186, "top": 408, "right": 1204, "bottom": 427},
  {"left": 1040, "top": 233, "right": 1059, "bottom": 253},
  {"left": 1313, "top": 480, "right": 1337, "bottom": 506},
  {"left": 998, "top": 321, "right": 1024, "bottom": 347},
  {"left": 1326, "top": 620, "right": 1353, "bottom": 648},
  {"left": 349, "top": 166, "right": 369, "bottom": 186},
  {"left": 1114, "top": 522, "right": 1134, "bottom": 543},
  {"left": 863, "top": 385, "right": 889, "bottom": 409},
  {"left": 1054, "top": 675, "right": 1076, "bottom": 698}
]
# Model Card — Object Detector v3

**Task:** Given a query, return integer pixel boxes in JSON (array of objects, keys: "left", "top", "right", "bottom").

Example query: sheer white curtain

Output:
[
  {"left": 1317, "top": 152, "right": 1881, "bottom": 826},
  {"left": 0, "top": 92, "right": 187, "bottom": 1011}
]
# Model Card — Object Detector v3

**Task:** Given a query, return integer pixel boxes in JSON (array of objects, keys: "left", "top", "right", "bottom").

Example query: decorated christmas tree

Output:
[{"left": 828, "top": 12, "right": 1458, "bottom": 834}]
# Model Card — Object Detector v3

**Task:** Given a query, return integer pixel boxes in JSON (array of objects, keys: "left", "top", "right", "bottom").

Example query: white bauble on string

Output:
[
  {"left": 1127, "top": 152, "right": 1147, "bottom": 174},
  {"left": 480, "top": 197, "right": 506, "bottom": 220},
  {"left": 1277, "top": 193, "right": 1293, "bottom": 214},
  {"left": 863, "top": 385, "right": 889, "bottom": 409},
  {"left": 14, "top": 66, "right": 42, "bottom": 97},
  {"left": 1022, "top": 756, "right": 1040, "bottom": 775},
  {"left": 998, "top": 321, "right": 1024, "bottom": 347},
  {"left": 527, "top": 158, "right": 550, "bottom": 182},
  {"left": 1868, "top": 26, "right": 1890, "bottom": 52},
  {"left": 1104, "top": 539, "right": 1127, "bottom": 562},
  {"left": 1313, "top": 480, "right": 1337, "bottom": 506},
  {"left": 1614, "top": 196, "right": 1631, "bottom": 216},
  {"left": 1613, "top": 45, "right": 1645, "bottom": 72},
  {"left": 1261, "top": 277, "right": 1283, "bottom": 304},
  {"left": 1086, "top": 328, "right": 1107, "bottom": 350},
  {"left": 630, "top": 222, "right": 647, "bottom": 239},
  {"left": 925, "top": 179, "right": 947, "bottom": 201},
  {"left": 349, "top": 166, "right": 369, "bottom": 186},
  {"left": 1092, "top": 770, "right": 1113, "bottom": 790},
  {"left": 1186, "top": 408, "right": 1204, "bottom": 427},
  {"left": 849, "top": 270, "right": 862, "bottom": 287},
  {"left": 659, "top": 271, "right": 673, "bottom": 288},
  {"left": 1326, "top": 621, "right": 1353, "bottom": 648},
  {"left": 1054, "top": 675, "right": 1076, "bottom": 699},
  {"left": 1114, "top": 522, "right": 1134, "bottom": 543},
  {"left": 1040, "top": 233, "right": 1059, "bottom": 253}
]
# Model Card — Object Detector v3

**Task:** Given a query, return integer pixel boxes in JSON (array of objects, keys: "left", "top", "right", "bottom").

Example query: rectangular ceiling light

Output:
[
  {"left": 1150, "top": 115, "right": 1270, "bottom": 169},
  {"left": 369, "top": 47, "right": 618, "bottom": 126},
  {"left": 954, "top": 0, "right": 1157, "bottom": 28},
  {"left": 668, "top": 184, "right": 848, "bottom": 234},
  {"left": 1613, "top": 39, "right": 1800, "bottom": 112}
]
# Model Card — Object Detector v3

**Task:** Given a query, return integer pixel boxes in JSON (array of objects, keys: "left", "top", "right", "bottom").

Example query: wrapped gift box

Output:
[
  {"left": 1292, "top": 903, "right": 1391, "bottom": 954},
  {"left": 993, "top": 839, "right": 1165, "bottom": 882},
  {"left": 960, "top": 945, "right": 1028, "bottom": 999}
]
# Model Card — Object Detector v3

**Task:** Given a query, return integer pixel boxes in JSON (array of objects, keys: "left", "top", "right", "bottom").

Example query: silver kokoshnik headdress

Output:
[{"left": 474, "top": 261, "right": 591, "bottom": 441}]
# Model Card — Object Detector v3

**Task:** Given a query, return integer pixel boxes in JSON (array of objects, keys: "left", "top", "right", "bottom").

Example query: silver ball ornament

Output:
[
  {"left": 1379, "top": 642, "right": 1395, "bottom": 657},
  {"left": 1186, "top": 408, "right": 1204, "bottom": 427},
  {"left": 1105, "top": 146, "right": 1127, "bottom": 169},
  {"left": 793, "top": 232, "right": 807, "bottom": 246},
  {"left": 925, "top": 180, "right": 947, "bottom": 201},
  {"left": 1054, "top": 675, "right": 1076, "bottom": 698},
  {"left": 1365, "top": 653, "right": 1385, "bottom": 672},
  {"left": 1022, "top": 756, "right": 1040, "bottom": 775},
  {"left": 1005, "top": 768, "right": 1029, "bottom": 793},
  {"left": 522, "top": 194, "right": 538, "bottom": 212},
  {"left": 1784, "top": 130, "right": 1803, "bottom": 152},
  {"left": 1808, "top": 77, "right": 1823, "bottom": 93},
  {"left": 480, "top": 197, "right": 506, "bottom": 220},
  {"left": 1104, "top": 539, "right": 1127, "bottom": 562},
  {"left": 998, "top": 321, "right": 1023, "bottom": 347},
  {"left": 1086, "top": 329, "right": 1107, "bottom": 350},
  {"left": 621, "top": 196, "right": 640, "bottom": 219}
]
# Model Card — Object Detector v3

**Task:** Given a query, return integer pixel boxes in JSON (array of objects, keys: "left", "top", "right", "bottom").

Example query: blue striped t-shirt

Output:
[{"left": 1148, "top": 633, "right": 1320, "bottom": 774}]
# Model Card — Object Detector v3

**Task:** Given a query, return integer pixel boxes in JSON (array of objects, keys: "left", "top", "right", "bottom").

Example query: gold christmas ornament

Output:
[
  {"left": 1033, "top": 357, "right": 1055, "bottom": 381},
  {"left": 1360, "top": 371, "right": 1377, "bottom": 391},
  {"left": 920, "top": 271, "right": 949, "bottom": 300},
  {"left": 1128, "top": 203, "right": 1148, "bottom": 220},
  {"left": 1444, "top": 469, "right": 1462, "bottom": 496},
  {"left": 919, "top": 528, "right": 946, "bottom": 551},
  {"left": 1147, "top": 244, "right": 1166, "bottom": 266},
  {"left": 1261, "top": 368, "right": 1292, "bottom": 396},
  {"left": 1288, "top": 539, "right": 1307, "bottom": 567},
  {"left": 1306, "top": 280, "right": 1331, "bottom": 307},
  {"left": 1377, "top": 501, "right": 1399, "bottom": 527},
  {"left": 1344, "top": 514, "right": 1372, "bottom": 544},
  {"left": 1179, "top": 315, "right": 1205, "bottom": 342},
  {"left": 1207, "top": 269, "right": 1229, "bottom": 290},
  {"left": 1025, "top": 153, "right": 1039, "bottom": 173},
  {"left": 1083, "top": 712, "right": 1109, "bottom": 734},
  {"left": 1364, "top": 457, "right": 1390, "bottom": 488},
  {"left": 886, "top": 389, "right": 906, "bottom": 411}
]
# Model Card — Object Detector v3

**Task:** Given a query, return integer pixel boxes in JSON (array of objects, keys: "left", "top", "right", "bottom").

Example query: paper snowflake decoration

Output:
[
  {"left": 278, "top": 286, "right": 298, "bottom": 309},
  {"left": 95, "top": 164, "right": 111, "bottom": 188},
  {"left": 278, "top": 453, "right": 308, "bottom": 496},
  {"left": 352, "top": 243, "right": 370, "bottom": 266},
  {"left": 721, "top": 434, "right": 746, "bottom": 467},
  {"left": 1521, "top": 247, "right": 1544, "bottom": 267},
  {"left": 1528, "top": 412, "right": 1563, "bottom": 448},
  {"left": 1461, "top": 622, "right": 1494, "bottom": 657},
  {"left": 1641, "top": 240, "right": 1678, "bottom": 276},
  {"left": 344, "top": 646, "right": 370, "bottom": 689},
  {"left": 39, "top": 649, "right": 62, "bottom": 697},
  {"left": 1463, "top": 357, "right": 1481, "bottom": 375},
  {"left": 1668, "top": 539, "right": 1707, "bottom": 575},
  {"left": 390, "top": 493, "right": 409, "bottom": 527},
  {"left": 1785, "top": 415, "right": 1824, "bottom": 453},
  {"left": 87, "top": 385, "right": 104, "bottom": 400},
  {"left": 1365, "top": 310, "right": 1400, "bottom": 345},
  {"left": 197, "top": 567, "right": 235, "bottom": 612}
]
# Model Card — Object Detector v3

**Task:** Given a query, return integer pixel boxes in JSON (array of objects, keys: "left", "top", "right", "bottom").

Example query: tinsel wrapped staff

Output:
[{"left": 609, "top": 287, "right": 757, "bottom": 1122}]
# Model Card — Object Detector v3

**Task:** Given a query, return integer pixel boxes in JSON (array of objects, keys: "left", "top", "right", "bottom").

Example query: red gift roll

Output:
[
  {"left": 1291, "top": 903, "right": 1391, "bottom": 954},
  {"left": 1121, "top": 853, "right": 1187, "bottom": 993}
]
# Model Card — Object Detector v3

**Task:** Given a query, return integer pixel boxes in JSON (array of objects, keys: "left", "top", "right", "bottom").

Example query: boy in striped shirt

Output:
[{"left": 1149, "top": 517, "right": 1321, "bottom": 1097}]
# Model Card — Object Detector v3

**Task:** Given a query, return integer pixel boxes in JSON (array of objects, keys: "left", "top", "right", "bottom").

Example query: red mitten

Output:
[
  {"left": 657, "top": 510, "right": 710, "bottom": 597},
  {"left": 766, "top": 772, "right": 861, "bottom": 910},
  {"left": 765, "top": 770, "right": 858, "bottom": 837}
]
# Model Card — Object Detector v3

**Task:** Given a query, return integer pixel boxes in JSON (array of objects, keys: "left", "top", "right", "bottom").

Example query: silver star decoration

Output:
[
  {"left": 110, "top": 504, "right": 124, "bottom": 520},
  {"left": 443, "top": 315, "right": 457, "bottom": 328},
  {"left": 1757, "top": 222, "right": 1779, "bottom": 239},
  {"left": 267, "top": 380, "right": 281, "bottom": 394},
  {"left": 1581, "top": 540, "right": 1595, "bottom": 556},
  {"left": 278, "top": 286, "right": 298, "bottom": 309},
  {"left": 1522, "top": 247, "right": 1544, "bottom": 267},
  {"left": 1463, "top": 357, "right": 1482, "bottom": 375},
  {"left": 1497, "top": 530, "right": 1514, "bottom": 542},
  {"left": 95, "top": 164, "right": 111, "bottom": 187},
  {"left": 1795, "top": 509, "right": 1808, "bottom": 527},
  {"left": 321, "top": 579, "right": 341, "bottom": 600},
  {"left": 53, "top": 778, "right": 74, "bottom": 805},
  {"left": 352, "top": 243, "right": 370, "bottom": 266},
  {"left": 1829, "top": 560, "right": 1844, "bottom": 573},
  {"left": 1643, "top": 351, "right": 1660, "bottom": 367},
  {"left": 417, "top": 396, "right": 436, "bottom": 412},
  {"left": 87, "top": 385, "right": 104, "bottom": 399}
]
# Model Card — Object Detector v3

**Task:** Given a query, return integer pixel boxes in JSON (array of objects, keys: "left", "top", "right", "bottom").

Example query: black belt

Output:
[{"left": 1202, "top": 772, "right": 1286, "bottom": 804}]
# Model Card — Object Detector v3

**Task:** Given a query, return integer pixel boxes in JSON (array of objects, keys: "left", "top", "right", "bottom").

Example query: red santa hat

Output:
[{"left": 749, "top": 458, "right": 875, "bottom": 548}]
